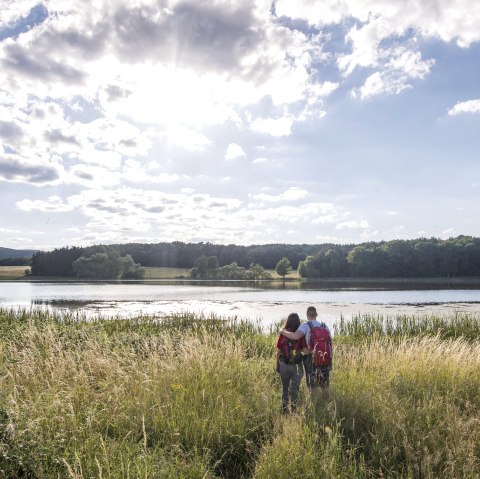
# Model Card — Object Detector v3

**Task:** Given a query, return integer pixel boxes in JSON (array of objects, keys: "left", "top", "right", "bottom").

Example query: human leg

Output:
[
  {"left": 289, "top": 363, "right": 303, "bottom": 412},
  {"left": 317, "top": 366, "right": 331, "bottom": 399},
  {"left": 278, "top": 361, "right": 293, "bottom": 412},
  {"left": 303, "top": 355, "right": 315, "bottom": 389}
]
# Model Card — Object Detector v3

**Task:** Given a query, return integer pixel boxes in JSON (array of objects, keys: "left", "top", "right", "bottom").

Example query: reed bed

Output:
[
  {"left": 0, "top": 308, "right": 479, "bottom": 478},
  {"left": 335, "top": 311, "right": 480, "bottom": 341}
]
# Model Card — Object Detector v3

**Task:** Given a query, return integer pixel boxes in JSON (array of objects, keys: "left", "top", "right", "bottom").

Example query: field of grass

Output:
[
  {"left": 0, "top": 266, "right": 29, "bottom": 280},
  {"left": 143, "top": 266, "right": 190, "bottom": 279},
  {"left": 143, "top": 267, "right": 301, "bottom": 280},
  {"left": 0, "top": 266, "right": 300, "bottom": 281},
  {"left": 0, "top": 309, "right": 479, "bottom": 478}
]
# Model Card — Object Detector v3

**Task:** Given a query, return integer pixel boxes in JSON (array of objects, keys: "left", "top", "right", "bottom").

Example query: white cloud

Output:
[
  {"left": 122, "top": 159, "right": 181, "bottom": 184},
  {"left": 162, "top": 126, "right": 211, "bottom": 151},
  {"left": 276, "top": 0, "right": 480, "bottom": 48},
  {"left": 351, "top": 50, "right": 434, "bottom": 99},
  {"left": 251, "top": 116, "right": 293, "bottom": 137},
  {"left": 69, "top": 164, "right": 121, "bottom": 187},
  {"left": 14, "top": 185, "right": 364, "bottom": 246},
  {"left": 336, "top": 220, "right": 370, "bottom": 230},
  {"left": 251, "top": 187, "right": 308, "bottom": 202},
  {"left": 0, "top": 0, "right": 40, "bottom": 25},
  {"left": 278, "top": 0, "right": 479, "bottom": 99},
  {"left": 360, "top": 230, "right": 380, "bottom": 241},
  {"left": 448, "top": 99, "right": 480, "bottom": 116},
  {"left": 0, "top": 0, "right": 337, "bottom": 137},
  {"left": 225, "top": 143, "right": 246, "bottom": 160},
  {"left": 442, "top": 227, "right": 456, "bottom": 237},
  {"left": 17, "top": 195, "right": 74, "bottom": 212},
  {"left": 252, "top": 157, "right": 268, "bottom": 165}
]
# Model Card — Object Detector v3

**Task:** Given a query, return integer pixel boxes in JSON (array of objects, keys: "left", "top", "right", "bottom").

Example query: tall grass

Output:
[
  {"left": 0, "top": 309, "right": 277, "bottom": 478},
  {"left": 335, "top": 311, "right": 480, "bottom": 341},
  {"left": 332, "top": 336, "right": 480, "bottom": 478},
  {"left": 0, "top": 308, "right": 479, "bottom": 478}
]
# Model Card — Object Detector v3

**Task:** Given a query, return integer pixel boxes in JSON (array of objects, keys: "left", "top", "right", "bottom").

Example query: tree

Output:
[
  {"left": 72, "top": 251, "right": 144, "bottom": 279},
  {"left": 248, "top": 263, "right": 272, "bottom": 280},
  {"left": 120, "top": 255, "right": 145, "bottom": 279},
  {"left": 298, "top": 260, "right": 307, "bottom": 278},
  {"left": 190, "top": 255, "right": 219, "bottom": 279},
  {"left": 275, "top": 257, "right": 292, "bottom": 279}
]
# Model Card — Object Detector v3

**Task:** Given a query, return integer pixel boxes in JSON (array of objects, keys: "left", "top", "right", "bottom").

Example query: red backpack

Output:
[
  {"left": 280, "top": 336, "right": 302, "bottom": 365},
  {"left": 307, "top": 322, "right": 332, "bottom": 367}
]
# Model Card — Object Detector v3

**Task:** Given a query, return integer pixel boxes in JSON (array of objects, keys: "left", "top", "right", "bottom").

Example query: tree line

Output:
[
  {"left": 29, "top": 236, "right": 480, "bottom": 278},
  {"left": 30, "top": 242, "right": 319, "bottom": 277},
  {"left": 298, "top": 236, "right": 480, "bottom": 278}
]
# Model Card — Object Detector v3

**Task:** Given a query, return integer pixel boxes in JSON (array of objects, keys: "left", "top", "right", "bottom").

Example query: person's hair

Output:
[
  {"left": 284, "top": 312, "right": 301, "bottom": 332},
  {"left": 306, "top": 306, "right": 317, "bottom": 318}
]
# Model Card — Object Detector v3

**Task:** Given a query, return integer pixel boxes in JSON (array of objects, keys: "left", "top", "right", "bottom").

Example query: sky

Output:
[{"left": 0, "top": 0, "right": 479, "bottom": 251}]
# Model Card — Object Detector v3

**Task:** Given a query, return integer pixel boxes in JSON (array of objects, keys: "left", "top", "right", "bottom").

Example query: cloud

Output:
[
  {"left": 225, "top": 142, "right": 246, "bottom": 160},
  {"left": 442, "top": 227, "right": 456, "bottom": 237},
  {"left": 0, "top": 154, "right": 61, "bottom": 184},
  {"left": 448, "top": 99, "right": 480, "bottom": 115},
  {"left": 0, "top": 0, "right": 337, "bottom": 130},
  {"left": 0, "top": 4, "right": 48, "bottom": 41},
  {"left": 251, "top": 187, "right": 308, "bottom": 202},
  {"left": 0, "top": 120, "right": 23, "bottom": 142},
  {"left": 44, "top": 128, "right": 80, "bottom": 146},
  {"left": 112, "top": 1, "right": 264, "bottom": 73},
  {"left": 2, "top": 42, "right": 86, "bottom": 84},
  {"left": 251, "top": 116, "right": 293, "bottom": 136},
  {"left": 336, "top": 220, "right": 370, "bottom": 230},
  {"left": 276, "top": 0, "right": 480, "bottom": 47},
  {"left": 17, "top": 195, "right": 73, "bottom": 212},
  {"left": 69, "top": 164, "right": 121, "bottom": 187},
  {"left": 1, "top": 1, "right": 43, "bottom": 26},
  {"left": 14, "top": 185, "right": 362, "bottom": 245},
  {"left": 162, "top": 126, "right": 211, "bottom": 151},
  {"left": 277, "top": 0, "right": 478, "bottom": 99},
  {"left": 351, "top": 50, "right": 434, "bottom": 99},
  {"left": 252, "top": 157, "right": 268, "bottom": 165}
]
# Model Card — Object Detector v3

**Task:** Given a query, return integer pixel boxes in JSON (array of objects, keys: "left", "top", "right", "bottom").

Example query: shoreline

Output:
[{"left": 2, "top": 276, "right": 480, "bottom": 289}]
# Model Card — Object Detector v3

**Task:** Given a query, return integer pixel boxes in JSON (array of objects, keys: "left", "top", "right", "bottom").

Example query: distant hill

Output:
[{"left": 0, "top": 247, "right": 39, "bottom": 259}]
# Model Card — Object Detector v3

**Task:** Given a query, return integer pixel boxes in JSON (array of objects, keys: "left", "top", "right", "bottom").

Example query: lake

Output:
[{"left": 1, "top": 281, "right": 480, "bottom": 330}]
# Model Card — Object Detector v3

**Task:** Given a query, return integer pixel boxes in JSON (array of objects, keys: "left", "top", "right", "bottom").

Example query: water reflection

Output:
[{"left": 2, "top": 282, "right": 480, "bottom": 329}]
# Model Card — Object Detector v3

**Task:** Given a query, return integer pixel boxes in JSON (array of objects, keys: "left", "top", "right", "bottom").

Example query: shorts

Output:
[{"left": 303, "top": 355, "right": 331, "bottom": 388}]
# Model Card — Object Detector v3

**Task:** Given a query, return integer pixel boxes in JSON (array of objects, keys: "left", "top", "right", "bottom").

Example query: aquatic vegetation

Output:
[{"left": 335, "top": 311, "right": 480, "bottom": 340}]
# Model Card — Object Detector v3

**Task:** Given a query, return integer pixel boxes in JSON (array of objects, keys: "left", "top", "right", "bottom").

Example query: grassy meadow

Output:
[
  {"left": 0, "top": 309, "right": 479, "bottom": 478},
  {"left": 141, "top": 267, "right": 300, "bottom": 280},
  {"left": 0, "top": 267, "right": 30, "bottom": 280},
  {"left": 0, "top": 266, "right": 300, "bottom": 281}
]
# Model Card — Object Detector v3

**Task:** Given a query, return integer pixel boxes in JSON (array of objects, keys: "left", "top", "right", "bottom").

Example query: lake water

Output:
[{"left": 1, "top": 281, "right": 480, "bottom": 330}]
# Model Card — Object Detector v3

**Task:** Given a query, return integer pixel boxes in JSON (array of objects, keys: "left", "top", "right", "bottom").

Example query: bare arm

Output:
[{"left": 281, "top": 329, "right": 304, "bottom": 341}]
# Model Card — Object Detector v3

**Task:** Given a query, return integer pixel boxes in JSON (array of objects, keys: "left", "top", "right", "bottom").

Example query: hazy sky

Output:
[{"left": 1, "top": 0, "right": 479, "bottom": 250}]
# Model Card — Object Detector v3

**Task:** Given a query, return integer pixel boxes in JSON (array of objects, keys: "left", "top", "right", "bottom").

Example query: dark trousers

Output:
[{"left": 303, "top": 355, "right": 330, "bottom": 388}]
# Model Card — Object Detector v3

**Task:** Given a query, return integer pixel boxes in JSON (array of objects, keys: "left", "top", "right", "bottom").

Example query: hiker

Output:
[
  {"left": 280, "top": 306, "right": 332, "bottom": 397},
  {"left": 276, "top": 312, "right": 308, "bottom": 413}
]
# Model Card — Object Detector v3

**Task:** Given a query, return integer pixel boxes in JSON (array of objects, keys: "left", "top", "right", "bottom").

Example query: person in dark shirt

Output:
[{"left": 276, "top": 312, "right": 308, "bottom": 413}]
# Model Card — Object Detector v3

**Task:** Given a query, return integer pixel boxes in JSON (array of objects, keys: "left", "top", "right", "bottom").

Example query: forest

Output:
[{"left": 28, "top": 235, "right": 480, "bottom": 278}]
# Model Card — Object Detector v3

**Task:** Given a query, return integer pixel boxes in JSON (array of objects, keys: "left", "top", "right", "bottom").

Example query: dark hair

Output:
[
  {"left": 285, "top": 312, "right": 300, "bottom": 332},
  {"left": 306, "top": 306, "right": 317, "bottom": 317}
]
